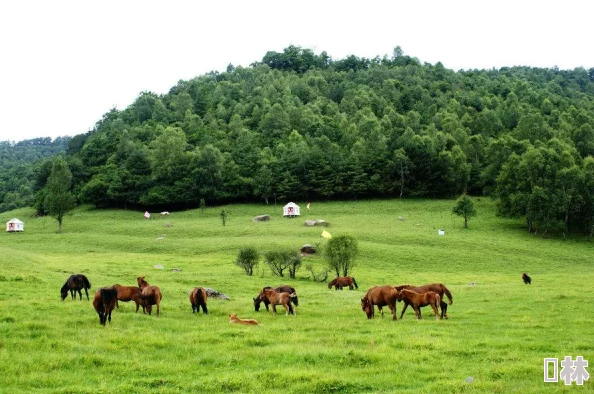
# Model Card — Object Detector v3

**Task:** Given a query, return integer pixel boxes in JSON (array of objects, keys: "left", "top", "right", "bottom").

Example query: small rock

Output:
[
  {"left": 464, "top": 376, "right": 474, "bottom": 383},
  {"left": 154, "top": 264, "right": 164, "bottom": 269}
]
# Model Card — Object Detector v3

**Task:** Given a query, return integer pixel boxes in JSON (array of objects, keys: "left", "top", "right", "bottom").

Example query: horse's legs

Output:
[
  {"left": 431, "top": 302, "right": 440, "bottom": 320},
  {"left": 399, "top": 303, "right": 409, "bottom": 319},
  {"left": 192, "top": 302, "right": 196, "bottom": 313},
  {"left": 378, "top": 306, "right": 384, "bottom": 318},
  {"left": 202, "top": 302, "right": 208, "bottom": 315},
  {"left": 388, "top": 302, "right": 397, "bottom": 321},
  {"left": 70, "top": 290, "right": 75, "bottom": 300},
  {"left": 349, "top": 285, "right": 353, "bottom": 290},
  {"left": 84, "top": 288, "right": 89, "bottom": 301},
  {"left": 265, "top": 301, "right": 270, "bottom": 312},
  {"left": 440, "top": 301, "right": 448, "bottom": 319},
  {"left": 78, "top": 289, "right": 83, "bottom": 300},
  {"left": 272, "top": 304, "right": 277, "bottom": 315}
]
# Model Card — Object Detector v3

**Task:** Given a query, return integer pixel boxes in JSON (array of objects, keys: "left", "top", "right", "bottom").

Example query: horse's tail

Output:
[
  {"left": 352, "top": 277, "right": 358, "bottom": 289},
  {"left": 290, "top": 292, "right": 298, "bottom": 307},
  {"left": 197, "top": 288, "right": 205, "bottom": 302},
  {"left": 441, "top": 284, "right": 453, "bottom": 305},
  {"left": 82, "top": 275, "right": 91, "bottom": 290}
]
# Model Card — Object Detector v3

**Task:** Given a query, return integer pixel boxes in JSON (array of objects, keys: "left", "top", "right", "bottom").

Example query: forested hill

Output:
[
  {"left": 7, "top": 46, "right": 594, "bottom": 236},
  {"left": 0, "top": 137, "right": 69, "bottom": 212}
]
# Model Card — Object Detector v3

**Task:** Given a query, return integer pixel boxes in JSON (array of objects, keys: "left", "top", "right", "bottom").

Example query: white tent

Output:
[
  {"left": 283, "top": 202, "right": 300, "bottom": 217},
  {"left": 6, "top": 218, "right": 24, "bottom": 232}
]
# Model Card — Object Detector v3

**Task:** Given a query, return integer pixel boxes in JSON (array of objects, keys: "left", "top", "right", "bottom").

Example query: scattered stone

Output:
[
  {"left": 154, "top": 264, "right": 164, "bottom": 269},
  {"left": 468, "top": 282, "right": 477, "bottom": 286},
  {"left": 300, "top": 244, "right": 316, "bottom": 254},
  {"left": 398, "top": 216, "right": 405, "bottom": 221},
  {"left": 464, "top": 376, "right": 474, "bottom": 383},
  {"left": 304, "top": 219, "right": 329, "bottom": 227},
  {"left": 253, "top": 214, "right": 270, "bottom": 222},
  {"left": 205, "top": 288, "right": 230, "bottom": 300},
  {"left": 171, "top": 268, "right": 181, "bottom": 272},
  {"left": 164, "top": 223, "right": 173, "bottom": 228}
]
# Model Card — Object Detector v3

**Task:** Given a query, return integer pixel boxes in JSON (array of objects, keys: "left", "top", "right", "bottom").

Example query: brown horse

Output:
[
  {"left": 361, "top": 286, "right": 399, "bottom": 320},
  {"left": 255, "top": 288, "right": 296, "bottom": 315},
  {"left": 395, "top": 283, "right": 453, "bottom": 319},
  {"left": 61, "top": 274, "right": 91, "bottom": 301},
  {"left": 229, "top": 314, "right": 259, "bottom": 325},
  {"left": 92, "top": 287, "right": 118, "bottom": 325},
  {"left": 112, "top": 284, "right": 144, "bottom": 312},
  {"left": 254, "top": 285, "right": 298, "bottom": 312},
  {"left": 190, "top": 287, "right": 208, "bottom": 314},
  {"left": 328, "top": 276, "right": 359, "bottom": 290},
  {"left": 137, "top": 276, "right": 162, "bottom": 316},
  {"left": 522, "top": 273, "right": 532, "bottom": 284},
  {"left": 396, "top": 289, "right": 441, "bottom": 320}
]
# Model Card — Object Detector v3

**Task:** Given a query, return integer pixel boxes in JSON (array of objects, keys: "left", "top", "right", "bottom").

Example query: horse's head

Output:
[
  {"left": 253, "top": 297, "right": 262, "bottom": 312},
  {"left": 60, "top": 286, "right": 68, "bottom": 301},
  {"left": 361, "top": 298, "right": 373, "bottom": 319},
  {"left": 137, "top": 276, "right": 146, "bottom": 288}
]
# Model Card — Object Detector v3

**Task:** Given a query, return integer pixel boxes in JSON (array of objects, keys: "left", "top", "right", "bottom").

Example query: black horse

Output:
[
  {"left": 254, "top": 285, "right": 298, "bottom": 311},
  {"left": 60, "top": 274, "right": 91, "bottom": 301}
]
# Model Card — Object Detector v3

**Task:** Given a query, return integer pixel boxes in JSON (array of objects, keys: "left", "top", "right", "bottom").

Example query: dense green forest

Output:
[
  {"left": 2, "top": 46, "right": 594, "bottom": 236},
  {"left": 0, "top": 137, "right": 69, "bottom": 213}
]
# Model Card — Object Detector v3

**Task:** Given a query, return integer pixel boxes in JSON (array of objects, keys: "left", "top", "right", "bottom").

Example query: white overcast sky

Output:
[{"left": 1, "top": 0, "right": 593, "bottom": 143}]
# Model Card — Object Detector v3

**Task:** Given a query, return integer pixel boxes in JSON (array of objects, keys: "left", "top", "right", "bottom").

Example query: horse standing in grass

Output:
[
  {"left": 61, "top": 274, "right": 91, "bottom": 301},
  {"left": 136, "top": 276, "right": 162, "bottom": 316},
  {"left": 255, "top": 288, "right": 296, "bottom": 315},
  {"left": 361, "top": 286, "right": 399, "bottom": 320},
  {"left": 396, "top": 289, "right": 441, "bottom": 320},
  {"left": 254, "top": 286, "right": 298, "bottom": 312},
  {"left": 190, "top": 287, "right": 208, "bottom": 314},
  {"left": 92, "top": 287, "right": 118, "bottom": 325},
  {"left": 522, "top": 273, "right": 532, "bottom": 284},
  {"left": 112, "top": 284, "right": 144, "bottom": 312},
  {"left": 395, "top": 283, "right": 453, "bottom": 319},
  {"left": 328, "top": 276, "right": 358, "bottom": 290}
]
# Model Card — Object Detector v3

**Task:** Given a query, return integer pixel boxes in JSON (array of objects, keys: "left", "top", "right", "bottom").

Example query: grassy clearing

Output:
[{"left": 0, "top": 199, "right": 592, "bottom": 393}]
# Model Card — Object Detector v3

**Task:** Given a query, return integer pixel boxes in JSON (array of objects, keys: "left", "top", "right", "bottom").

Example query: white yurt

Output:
[
  {"left": 6, "top": 218, "right": 24, "bottom": 232},
  {"left": 283, "top": 202, "right": 300, "bottom": 217}
]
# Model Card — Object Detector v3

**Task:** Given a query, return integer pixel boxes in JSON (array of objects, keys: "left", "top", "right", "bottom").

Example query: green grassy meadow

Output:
[{"left": 0, "top": 199, "right": 592, "bottom": 393}]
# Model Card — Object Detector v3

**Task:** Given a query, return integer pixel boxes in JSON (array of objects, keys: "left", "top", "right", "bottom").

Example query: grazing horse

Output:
[
  {"left": 254, "top": 285, "right": 298, "bottom": 312},
  {"left": 361, "top": 286, "right": 399, "bottom": 320},
  {"left": 229, "top": 314, "right": 259, "bottom": 325},
  {"left": 395, "top": 283, "right": 453, "bottom": 319},
  {"left": 396, "top": 289, "right": 441, "bottom": 320},
  {"left": 328, "top": 276, "right": 359, "bottom": 290},
  {"left": 522, "top": 273, "right": 532, "bottom": 284},
  {"left": 112, "top": 284, "right": 143, "bottom": 312},
  {"left": 136, "top": 276, "right": 162, "bottom": 316},
  {"left": 255, "top": 288, "right": 296, "bottom": 315},
  {"left": 190, "top": 287, "right": 208, "bottom": 314},
  {"left": 61, "top": 274, "right": 91, "bottom": 301},
  {"left": 92, "top": 287, "right": 118, "bottom": 325}
]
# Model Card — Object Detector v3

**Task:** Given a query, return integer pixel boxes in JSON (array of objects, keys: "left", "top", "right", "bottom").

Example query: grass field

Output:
[{"left": 0, "top": 199, "right": 592, "bottom": 393}]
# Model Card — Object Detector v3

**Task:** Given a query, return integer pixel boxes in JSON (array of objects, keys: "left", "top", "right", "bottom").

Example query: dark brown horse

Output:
[
  {"left": 255, "top": 288, "right": 296, "bottom": 315},
  {"left": 61, "top": 274, "right": 91, "bottom": 301},
  {"left": 361, "top": 286, "right": 399, "bottom": 320},
  {"left": 396, "top": 289, "right": 441, "bottom": 320},
  {"left": 92, "top": 287, "right": 118, "bottom": 325},
  {"left": 190, "top": 287, "right": 208, "bottom": 314},
  {"left": 522, "top": 273, "right": 532, "bottom": 284},
  {"left": 137, "top": 276, "right": 162, "bottom": 316},
  {"left": 395, "top": 283, "right": 453, "bottom": 319},
  {"left": 112, "top": 284, "right": 143, "bottom": 312},
  {"left": 254, "top": 285, "right": 298, "bottom": 312},
  {"left": 328, "top": 276, "right": 358, "bottom": 290}
]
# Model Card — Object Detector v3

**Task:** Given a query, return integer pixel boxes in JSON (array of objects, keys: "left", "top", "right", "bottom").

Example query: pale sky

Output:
[{"left": 1, "top": 0, "right": 593, "bottom": 143}]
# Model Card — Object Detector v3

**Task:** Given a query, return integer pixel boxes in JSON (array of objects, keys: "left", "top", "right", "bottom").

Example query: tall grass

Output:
[{"left": 0, "top": 199, "right": 592, "bottom": 393}]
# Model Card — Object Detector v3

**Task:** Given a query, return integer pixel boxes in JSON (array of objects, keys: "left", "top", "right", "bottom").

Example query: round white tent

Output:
[
  {"left": 283, "top": 202, "right": 300, "bottom": 217},
  {"left": 6, "top": 218, "right": 24, "bottom": 232}
]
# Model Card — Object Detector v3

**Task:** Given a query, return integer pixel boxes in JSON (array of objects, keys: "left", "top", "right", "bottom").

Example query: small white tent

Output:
[
  {"left": 283, "top": 202, "right": 300, "bottom": 217},
  {"left": 6, "top": 218, "right": 24, "bottom": 232}
]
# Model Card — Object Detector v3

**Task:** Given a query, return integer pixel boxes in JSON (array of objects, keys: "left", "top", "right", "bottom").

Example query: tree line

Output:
[{"left": 2, "top": 46, "right": 594, "bottom": 237}]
